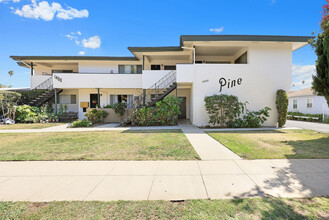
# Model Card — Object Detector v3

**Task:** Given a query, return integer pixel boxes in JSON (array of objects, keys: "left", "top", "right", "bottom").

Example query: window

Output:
[
  {"left": 307, "top": 98, "right": 313, "bottom": 108},
  {"left": 110, "top": 94, "right": 134, "bottom": 108},
  {"left": 293, "top": 100, "right": 297, "bottom": 109},
  {"left": 59, "top": 94, "right": 76, "bottom": 104},
  {"left": 234, "top": 52, "right": 248, "bottom": 64},
  {"left": 52, "top": 70, "right": 74, "bottom": 73},
  {"left": 151, "top": 65, "right": 161, "bottom": 70},
  {"left": 118, "top": 65, "right": 142, "bottom": 74},
  {"left": 164, "top": 65, "right": 176, "bottom": 70}
]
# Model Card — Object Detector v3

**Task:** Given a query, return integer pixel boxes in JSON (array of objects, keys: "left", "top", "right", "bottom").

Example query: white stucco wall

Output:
[
  {"left": 190, "top": 44, "right": 292, "bottom": 127},
  {"left": 288, "top": 95, "right": 329, "bottom": 115},
  {"left": 142, "top": 70, "right": 171, "bottom": 89},
  {"left": 31, "top": 76, "right": 52, "bottom": 89},
  {"left": 53, "top": 73, "right": 142, "bottom": 89}
]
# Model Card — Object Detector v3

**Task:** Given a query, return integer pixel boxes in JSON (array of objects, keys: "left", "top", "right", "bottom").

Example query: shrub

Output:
[
  {"left": 276, "top": 89, "right": 288, "bottom": 127},
  {"left": 132, "top": 106, "right": 155, "bottom": 126},
  {"left": 288, "top": 112, "right": 323, "bottom": 121},
  {"left": 15, "top": 105, "right": 40, "bottom": 123},
  {"left": 70, "top": 120, "right": 92, "bottom": 128},
  {"left": 84, "top": 109, "right": 108, "bottom": 123},
  {"left": 103, "top": 104, "right": 112, "bottom": 108},
  {"left": 232, "top": 107, "right": 271, "bottom": 128},
  {"left": 130, "top": 96, "right": 182, "bottom": 126},
  {"left": 113, "top": 102, "right": 126, "bottom": 116},
  {"left": 155, "top": 96, "right": 182, "bottom": 125},
  {"left": 204, "top": 94, "right": 271, "bottom": 128},
  {"left": 204, "top": 94, "right": 244, "bottom": 126}
]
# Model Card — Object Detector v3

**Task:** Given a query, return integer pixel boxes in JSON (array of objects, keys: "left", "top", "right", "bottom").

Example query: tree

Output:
[{"left": 312, "top": 0, "right": 329, "bottom": 106}]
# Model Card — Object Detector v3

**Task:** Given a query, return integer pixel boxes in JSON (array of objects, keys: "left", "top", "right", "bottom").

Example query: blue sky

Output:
[{"left": 0, "top": 0, "right": 324, "bottom": 90}]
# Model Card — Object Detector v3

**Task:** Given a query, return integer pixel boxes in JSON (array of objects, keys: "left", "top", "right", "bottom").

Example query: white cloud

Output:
[
  {"left": 64, "top": 31, "right": 81, "bottom": 40},
  {"left": 290, "top": 64, "right": 315, "bottom": 91},
  {"left": 14, "top": 0, "right": 88, "bottom": 21},
  {"left": 79, "top": 51, "right": 85, "bottom": 56},
  {"left": 209, "top": 27, "right": 224, "bottom": 33},
  {"left": 81, "top": 36, "right": 101, "bottom": 49}
]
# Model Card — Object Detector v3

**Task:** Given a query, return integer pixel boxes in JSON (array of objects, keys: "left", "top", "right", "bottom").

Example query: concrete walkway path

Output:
[
  {"left": 0, "top": 159, "right": 328, "bottom": 202},
  {"left": 180, "top": 125, "right": 241, "bottom": 160}
]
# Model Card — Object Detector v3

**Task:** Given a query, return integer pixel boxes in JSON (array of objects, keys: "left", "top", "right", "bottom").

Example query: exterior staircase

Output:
[
  {"left": 124, "top": 70, "right": 177, "bottom": 125},
  {"left": 28, "top": 77, "right": 63, "bottom": 107},
  {"left": 131, "top": 70, "right": 177, "bottom": 108}
]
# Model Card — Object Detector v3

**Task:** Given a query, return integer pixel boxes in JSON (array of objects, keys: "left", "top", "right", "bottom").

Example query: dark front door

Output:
[
  {"left": 90, "top": 94, "right": 98, "bottom": 108},
  {"left": 178, "top": 97, "right": 186, "bottom": 119}
]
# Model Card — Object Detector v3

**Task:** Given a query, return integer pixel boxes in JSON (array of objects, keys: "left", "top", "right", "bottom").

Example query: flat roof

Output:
[
  {"left": 10, "top": 56, "right": 138, "bottom": 61},
  {"left": 180, "top": 35, "right": 313, "bottom": 45},
  {"left": 128, "top": 46, "right": 182, "bottom": 53},
  {"left": 11, "top": 35, "right": 313, "bottom": 62}
]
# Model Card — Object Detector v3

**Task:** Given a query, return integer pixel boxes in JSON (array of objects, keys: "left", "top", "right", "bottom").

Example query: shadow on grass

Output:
[{"left": 283, "top": 137, "right": 329, "bottom": 159}]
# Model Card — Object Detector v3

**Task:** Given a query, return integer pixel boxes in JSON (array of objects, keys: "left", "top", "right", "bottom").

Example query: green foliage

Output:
[
  {"left": 130, "top": 96, "right": 182, "bottom": 126},
  {"left": 113, "top": 102, "right": 126, "bottom": 116},
  {"left": 204, "top": 94, "right": 271, "bottom": 128},
  {"left": 15, "top": 105, "right": 40, "bottom": 123},
  {"left": 204, "top": 94, "right": 244, "bottom": 126},
  {"left": 311, "top": 2, "right": 329, "bottom": 107},
  {"left": 103, "top": 104, "right": 112, "bottom": 108},
  {"left": 132, "top": 106, "right": 155, "bottom": 126},
  {"left": 276, "top": 89, "right": 289, "bottom": 127},
  {"left": 231, "top": 107, "right": 271, "bottom": 128},
  {"left": 84, "top": 109, "right": 108, "bottom": 123},
  {"left": 70, "top": 120, "right": 92, "bottom": 128},
  {"left": 155, "top": 95, "right": 182, "bottom": 125},
  {"left": 324, "top": 117, "right": 329, "bottom": 123},
  {"left": 287, "top": 112, "right": 323, "bottom": 122},
  {"left": 0, "top": 91, "right": 21, "bottom": 119},
  {"left": 18, "top": 90, "right": 45, "bottom": 105}
]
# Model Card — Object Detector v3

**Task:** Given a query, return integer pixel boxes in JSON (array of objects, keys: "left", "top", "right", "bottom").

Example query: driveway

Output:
[{"left": 286, "top": 120, "right": 329, "bottom": 133}]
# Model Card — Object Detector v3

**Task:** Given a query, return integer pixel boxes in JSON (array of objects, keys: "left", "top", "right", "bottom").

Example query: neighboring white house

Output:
[
  {"left": 10, "top": 35, "right": 311, "bottom": 126},
  {"left": 288, "top": 87, "right": 329, "bottom": 115}
]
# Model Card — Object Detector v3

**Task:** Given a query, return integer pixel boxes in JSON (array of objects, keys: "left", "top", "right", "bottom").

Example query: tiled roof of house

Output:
[{"left": 288, "top": 87, "right": 315, "bottom": 97}]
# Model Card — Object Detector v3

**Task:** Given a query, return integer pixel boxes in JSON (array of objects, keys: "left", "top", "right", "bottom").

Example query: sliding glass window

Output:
[{"left": 118, "top": 65, "right": 142, "bottom": 74}]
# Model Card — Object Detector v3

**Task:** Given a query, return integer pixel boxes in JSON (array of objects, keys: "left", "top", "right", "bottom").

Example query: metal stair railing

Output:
[
  {"left": 127, "top": 70, "right": 176, "bottom": 108},
  {"left": 33, "top": 76, "right": 53, "bottom": 91}
]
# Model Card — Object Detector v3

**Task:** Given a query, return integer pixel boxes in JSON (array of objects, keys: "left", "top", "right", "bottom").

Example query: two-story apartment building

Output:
[{"left": 11, "top": 35, "right": 311, "bottom": 126}]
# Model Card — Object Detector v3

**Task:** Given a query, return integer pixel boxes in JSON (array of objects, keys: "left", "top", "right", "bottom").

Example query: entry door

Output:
[
  {"left": 178, "top": 97, "right": 186, "bottom": 119},
  {"left": 90, "top": 94, "right": 98, "bottom": 108}
]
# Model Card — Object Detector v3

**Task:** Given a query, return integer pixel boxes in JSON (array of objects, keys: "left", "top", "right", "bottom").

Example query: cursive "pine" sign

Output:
[{"left": 219, "top": 77, "right": 242, "bottom": 92}]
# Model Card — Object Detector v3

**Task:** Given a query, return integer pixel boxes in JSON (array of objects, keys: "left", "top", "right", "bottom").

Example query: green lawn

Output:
[
  {"left": 0, "top": 197, "right": 328, "bottom": 219},
  {"left": 0, "top": 123, "right": 66, "bottom": 130},
  {"left": 0, "top": 130, "right": 199, "bottom": 161},
  {"left": 207, "top": 129, "right": 329, "bottom": 159}
]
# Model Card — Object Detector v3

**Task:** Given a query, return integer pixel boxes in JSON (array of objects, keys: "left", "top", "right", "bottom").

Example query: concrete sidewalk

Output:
[
  {"left": 0, "top": 159, "right": 328, "bottom": 202},
  {"left": 180, "top": 125, "right": 241, "bottom": 160}
]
